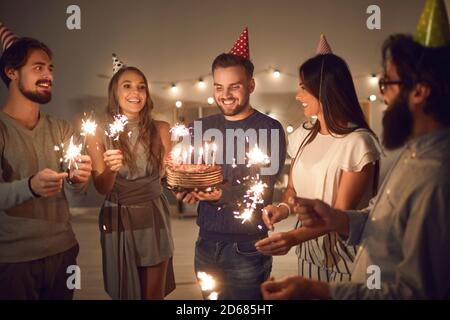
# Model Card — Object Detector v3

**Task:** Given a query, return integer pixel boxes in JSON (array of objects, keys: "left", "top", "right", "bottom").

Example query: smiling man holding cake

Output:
[{"left": 175, "top": 27, "right": 286, "bottom": 300}]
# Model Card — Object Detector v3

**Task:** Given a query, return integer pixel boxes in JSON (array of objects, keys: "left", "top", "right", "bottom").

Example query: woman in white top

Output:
[{"left": 256, "top": 53, "right": 382, "bottom": 282}]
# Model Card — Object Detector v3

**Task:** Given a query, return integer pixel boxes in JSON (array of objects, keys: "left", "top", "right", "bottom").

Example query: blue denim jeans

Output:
[{"left": 194, "top": 236, "right": 272, "bottom": 300}]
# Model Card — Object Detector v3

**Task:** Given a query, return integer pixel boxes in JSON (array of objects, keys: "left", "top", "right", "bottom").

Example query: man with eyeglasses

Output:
[{"left": 261, "top": 27, "right": 450, "bottom": 299}]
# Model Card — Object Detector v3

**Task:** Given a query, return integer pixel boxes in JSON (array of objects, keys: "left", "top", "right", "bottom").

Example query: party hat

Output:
[
  {"left": 112, "top": 53, "right": 126, "bottom": 75},
  {"left": 0, "top": 22, "right": 19, "bottom": 52},
  {"left": 229, "top": 27, "right": 250, "bottom": 59},
  {"left": 414, "top": 0, "right": 450, "bottom": 47},
  {"left": 316, "top": 34, "right": 333, "bottom": 55}
]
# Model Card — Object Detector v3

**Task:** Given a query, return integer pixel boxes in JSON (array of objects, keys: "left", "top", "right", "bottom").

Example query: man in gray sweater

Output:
[{"left": 0, "top": 37, "right": 92, "bottom": 299}]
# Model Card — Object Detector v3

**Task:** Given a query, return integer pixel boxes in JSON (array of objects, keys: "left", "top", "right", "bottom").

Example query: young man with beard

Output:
[
  {"left": 0, "top": 37, "right": 92, "bottom": 299},
  {"left": 177, "top": 29, "right": 286, "bottom": 299},
  {"left": 260, "top": 31, "right": 450, "bottom": 299}
]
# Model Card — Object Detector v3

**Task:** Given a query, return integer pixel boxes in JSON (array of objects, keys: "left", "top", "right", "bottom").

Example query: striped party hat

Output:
[
  {"left": 229, "top": 27, "right": 250, "bottom": 60},
  {"left": 0, "top": 22, "right": 19, "bottom": 52},
  {"left": 112, "top": 53, "right": 126, "bottom": 75},
  {"left": 316, "top": 34, "right": 333, "bottom": 55}
]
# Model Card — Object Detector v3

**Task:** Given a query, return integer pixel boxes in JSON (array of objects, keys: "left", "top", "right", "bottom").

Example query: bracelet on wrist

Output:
[{"left": 277, "top": 202, "right": 291, "bottom": 216}]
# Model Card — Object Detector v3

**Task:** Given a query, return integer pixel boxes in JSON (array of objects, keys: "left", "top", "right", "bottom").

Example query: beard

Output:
[
  {"left": 19, "top": 79, "right": 52, "bottom": 104},
  {"left": 216, "top": 96, "right": 250, "bottom": 117},
  {"left": 382, "top": 90, "right": 413, "bottom": 150}
]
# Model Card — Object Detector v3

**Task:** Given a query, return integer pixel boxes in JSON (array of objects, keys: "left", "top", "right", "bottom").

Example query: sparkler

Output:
[
  {"left": 105, "top": 114, "right": 128, "bottom": 143},
  {"left": 170, "top": 123, "right": 190, "bottom": 141},
  {"left": 197, "top": 271, "right": 218, "bottom": 300},
  {"left": 62, "top": 135, "right": 82, "bottom": 178},
  {"left": 80, "top": 113, "right": 97, "bottom": 153},
  {"left": 246, "top": 144, "right": 270, "bottom": 167},
  {"left": 234, "top": 178, "right": 268, "bottom": 224},
  {"left": 233, "top": 143, "right": 271, "bottom": 224}
]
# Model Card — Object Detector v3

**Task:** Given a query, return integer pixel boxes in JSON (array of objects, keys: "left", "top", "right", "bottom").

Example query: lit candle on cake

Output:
[
  {"left": 197, "top": 147, "right": 204, "bottom": 165},
  {"left": 182, "top": 150, "right": 188, "bottom": 165},
  {"left": 171, "top": 147, "right": 182, "bottom": 166},
  {"left": 188, "top": 146, "right": 194, "bottom": 164},
  {"left": 212, "top": 143, "right": 217, "bottom": 166},
  {"left": 204, "top": 142, "right": 209, "bottom": 165}
]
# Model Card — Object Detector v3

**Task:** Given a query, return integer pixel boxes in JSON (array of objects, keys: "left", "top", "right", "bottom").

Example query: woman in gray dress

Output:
[{"left": 87, "top": 65, "right": 175, "bottom": 299}]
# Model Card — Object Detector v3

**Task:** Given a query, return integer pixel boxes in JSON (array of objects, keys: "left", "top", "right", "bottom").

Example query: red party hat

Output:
[
  {"left": 229, "top": 27, "right": 250, "bottom": 59},
  {"left": 0, "top": 22, "right": 19, "bottom": 52},
  {"left": 316, "top": 34, "right": 333, "bottom": 55}
]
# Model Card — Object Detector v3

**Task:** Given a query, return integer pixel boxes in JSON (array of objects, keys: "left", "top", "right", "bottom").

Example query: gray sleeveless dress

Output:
[{"left": 99, "top": 120, "right": 175, "bottom": 299}]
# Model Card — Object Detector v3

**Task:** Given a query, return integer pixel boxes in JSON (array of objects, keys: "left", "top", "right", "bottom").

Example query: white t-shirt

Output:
[
  {"left": 287, "top": 122, "right": 382, "bottom": 282},
  {"left": 288, "top": 123, "right": 381, "bottom": 209}
]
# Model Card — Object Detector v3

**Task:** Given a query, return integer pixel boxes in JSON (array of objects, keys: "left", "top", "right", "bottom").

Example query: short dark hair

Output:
[
  {"left": 0, "top": 37, "right": 52, "bottom": 87},
  {"left": 382, "top": 34, "right": 450, "bottom": 125},
  {"left": 211, "top": 53, "right": 254, "bottom": 78}
]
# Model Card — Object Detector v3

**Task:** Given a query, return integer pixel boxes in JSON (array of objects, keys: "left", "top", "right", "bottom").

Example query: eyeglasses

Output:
[{"left": 378, "top": 77, "right": 402, "bottom": 94}]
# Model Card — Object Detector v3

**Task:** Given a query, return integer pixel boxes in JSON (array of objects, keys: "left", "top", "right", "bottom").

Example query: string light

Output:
[
  {"left": 207, "top": 97, "right": 214, "bottom": 105},
  {"left": 369, "top": 94, "right": 377, "bottom": 102},
  {"left": 197, "top": 78, "right": 206, "bottom": 89},
  {"left": 171, "top": 83, "right": 178, "bottom": 93},
  {"left": 369, "top": 73, "right": 379, "bottom": 86},
  {"left": 286, "top": 125, "right": 294, "bottom": 133},
  {"left": 175, "top": 100, "right": 183, "bottom": 108},
  {"left": 273, "top": 69, "right": 281, "bottom": 78}
]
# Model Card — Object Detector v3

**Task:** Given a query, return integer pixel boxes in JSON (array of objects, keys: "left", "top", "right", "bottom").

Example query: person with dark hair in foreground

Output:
[
  {"left": 177, "top": 28, "right": 286, "bottom": 300},
  {"left": 256, "top": 35, "right": 381, "bottom": 283},
  {"left": 0, "top": 31, "right": 92, "bottom": 298},
  {"left": 261, "top": 1, "right": 450, "bottom": 299}
]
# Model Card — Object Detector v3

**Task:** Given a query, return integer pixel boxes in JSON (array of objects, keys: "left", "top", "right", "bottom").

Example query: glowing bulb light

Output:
[
  {"left": 273, "top": 69, "right": 281, "bottom": 78},
  {"left": 197, "top": 78, "right": 206, "bottom": 89}
]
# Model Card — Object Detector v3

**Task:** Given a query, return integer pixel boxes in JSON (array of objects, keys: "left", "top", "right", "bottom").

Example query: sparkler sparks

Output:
[
  {"left": 105, "top": 114, "right": 128, "bottom": 141},
  {"left": 80, "top": 115, "right": 98, "bottom": 153},
  {"left": 197, "top": 271, "right": 216, "bottom": 291},
  {"left": 80, "top": 118, "right": 97, "bottom": 137},
  {"left": 234, "top": 179, "right": 268, "bottom": 224},
  {"left": 246, "top": 144, "right": 270, "bottom": 167},
  {"left": 63, "top": 135, "right": 82, "bottom": 171},
  {"left": 170, "top": 123, "right": 190, "bottom": 141}
]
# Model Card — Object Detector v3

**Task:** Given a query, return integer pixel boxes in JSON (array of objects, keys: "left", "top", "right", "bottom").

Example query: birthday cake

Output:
[{"left": 166, "top": 164, "right": 223, "bottom": 191}]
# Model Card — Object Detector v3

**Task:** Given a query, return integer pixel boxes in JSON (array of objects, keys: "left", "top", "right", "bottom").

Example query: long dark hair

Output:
[
  {"left": 106, "top": 66, "right": 164, "bottom": 174},
  {"left": 294, "top": 54, "right": 379, "bottom": 194}
]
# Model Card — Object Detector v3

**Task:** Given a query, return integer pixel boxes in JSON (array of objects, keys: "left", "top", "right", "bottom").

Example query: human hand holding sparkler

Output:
[
  {"left": 29, "top": 169, "right": 68, "bottom": 197},
  {"left": 68, "top": 155, "right": 92, "bottom": 184},
  {"left": 103, "top": 149, "right": 124, "bottom": 172},
  {"left": 262, "top": 204, "right": 290, "bottom": 231}
]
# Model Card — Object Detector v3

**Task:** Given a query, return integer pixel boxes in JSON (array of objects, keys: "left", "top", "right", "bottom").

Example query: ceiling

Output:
[{"left": 1, "top": 0, "right": 448, "bottom": 136}]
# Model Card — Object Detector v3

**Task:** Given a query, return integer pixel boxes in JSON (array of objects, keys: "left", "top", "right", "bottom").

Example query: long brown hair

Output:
[
  {"left": 293, "top": 54, "right": 379, "bottom": 194},
  {"left": 106, "top": 66, "right": 164, "bottom": 174}
]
